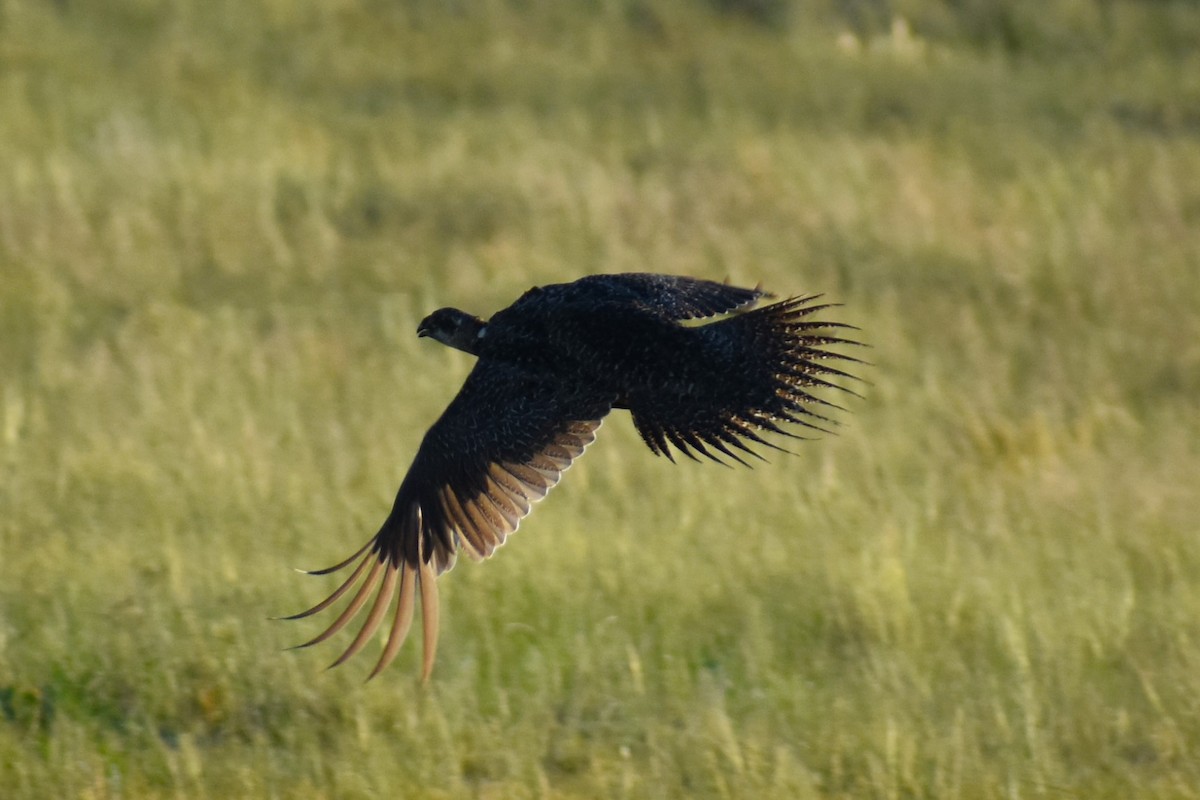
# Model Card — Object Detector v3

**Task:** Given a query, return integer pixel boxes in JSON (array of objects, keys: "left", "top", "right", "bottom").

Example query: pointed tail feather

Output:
[{"left": 629, "top": 294, "right": 864, "bottom": 463}]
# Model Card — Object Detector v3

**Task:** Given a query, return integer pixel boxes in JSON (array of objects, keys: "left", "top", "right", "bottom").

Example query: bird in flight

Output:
[{"left": 285, "top": 273, "right": 863, "bottom": 680}]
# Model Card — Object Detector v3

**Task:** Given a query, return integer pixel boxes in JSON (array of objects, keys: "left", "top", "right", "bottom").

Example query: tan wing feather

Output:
[{"left": 288, "top": 418, "right": 602, "bottom": 680}]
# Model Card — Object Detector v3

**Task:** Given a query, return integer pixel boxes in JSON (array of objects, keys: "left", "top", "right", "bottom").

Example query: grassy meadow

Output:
[{"left": 3, "top": 0, "right": 1200, "bottom": 797}]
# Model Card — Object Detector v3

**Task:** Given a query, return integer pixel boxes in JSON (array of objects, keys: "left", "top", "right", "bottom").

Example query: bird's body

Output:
[{"left": 286, "top": 273, "right": 863, "bottom": 680}]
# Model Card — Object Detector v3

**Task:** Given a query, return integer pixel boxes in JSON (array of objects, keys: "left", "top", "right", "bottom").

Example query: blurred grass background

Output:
[{"left": 2, "top": 0, "right": 1199, "bottom": 797}]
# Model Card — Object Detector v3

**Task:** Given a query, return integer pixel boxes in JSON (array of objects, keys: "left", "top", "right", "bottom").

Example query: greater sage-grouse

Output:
[{"left": 287, "top": 273, "right": 863, "bottom": 680}]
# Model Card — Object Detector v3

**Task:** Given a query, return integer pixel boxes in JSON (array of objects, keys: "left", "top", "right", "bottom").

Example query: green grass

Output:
[{"left": 3, "top": 0, "right": 1200, "bottom": 797}]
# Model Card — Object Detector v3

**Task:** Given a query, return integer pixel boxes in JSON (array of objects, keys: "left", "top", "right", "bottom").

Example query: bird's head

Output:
[{"left": 417, "top": 307, "right": 487, "bottom": 354}]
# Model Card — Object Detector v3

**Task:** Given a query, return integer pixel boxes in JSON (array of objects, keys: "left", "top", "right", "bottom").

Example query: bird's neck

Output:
[{"left": 440, "top": 316, "right": 487, "bottom": 355}]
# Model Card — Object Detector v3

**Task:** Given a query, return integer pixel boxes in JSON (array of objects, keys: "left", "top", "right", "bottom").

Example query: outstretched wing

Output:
[
  {"left": 510, "top": 273, "right": 766, "bottom": 322},
  {"left": 285, "top": 359, "right": 613, "bottom": 681}
]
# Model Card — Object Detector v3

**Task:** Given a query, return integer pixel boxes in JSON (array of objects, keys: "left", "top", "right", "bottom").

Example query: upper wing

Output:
[
  {"left": 511, "top": 273, "right": 766, "bottom": 322},
  {"left": 285, "top": 359, "right": 613, "bottom": 681}
]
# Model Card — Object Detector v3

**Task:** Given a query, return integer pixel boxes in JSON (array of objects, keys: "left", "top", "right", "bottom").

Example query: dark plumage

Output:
[{"left": 285, "top": 273, "right": 864, "bottom": 680}]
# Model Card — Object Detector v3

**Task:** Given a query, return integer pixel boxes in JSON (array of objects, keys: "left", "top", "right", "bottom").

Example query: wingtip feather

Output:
[
  {"left": 367, "top": 562, "right": 418, "bottom": 681},
  {"left": 327, "top": 563, "right": 400, "bottom": 670},
  {"left": 289, "top": 558, "right": 384, "bottom": 650},
  {"left": 419, "top": 557, "right": 440, "bottom": 683}
]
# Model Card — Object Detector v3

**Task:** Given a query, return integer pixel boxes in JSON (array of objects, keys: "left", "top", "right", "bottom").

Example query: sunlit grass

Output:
[{"left": 2, "top": 1, "right": 1199, "bottom": 798}]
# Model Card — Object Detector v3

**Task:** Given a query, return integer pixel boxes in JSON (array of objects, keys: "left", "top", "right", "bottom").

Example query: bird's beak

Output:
[{"left": 416, "top": 323, "right": 431, "bottom": 338}]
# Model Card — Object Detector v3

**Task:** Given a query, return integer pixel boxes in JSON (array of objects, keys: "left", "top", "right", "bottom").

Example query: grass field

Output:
[{"left": 3, "top": 1, "right": 1200, "bottom": 797}]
